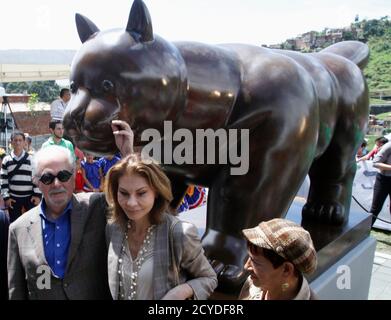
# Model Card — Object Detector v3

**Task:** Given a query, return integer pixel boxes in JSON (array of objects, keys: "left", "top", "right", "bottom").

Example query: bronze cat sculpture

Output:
[{"left": 63, "top": 0, "right": 369, "bottom": 291}]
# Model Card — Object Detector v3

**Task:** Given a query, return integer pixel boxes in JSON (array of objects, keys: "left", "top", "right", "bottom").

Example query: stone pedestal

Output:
[{"left": 310, "top": 236, "right": 375, "bottom": 299}]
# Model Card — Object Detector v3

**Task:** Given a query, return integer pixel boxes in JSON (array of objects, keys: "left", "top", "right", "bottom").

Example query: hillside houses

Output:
[{"left": 269, "top": 24, "right": 365, "bottom": 51}]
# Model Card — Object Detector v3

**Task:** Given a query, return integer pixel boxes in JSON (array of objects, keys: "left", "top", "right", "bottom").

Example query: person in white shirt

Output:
[{"left": 50, "top": 88, "right": 71, "bottom": 121}]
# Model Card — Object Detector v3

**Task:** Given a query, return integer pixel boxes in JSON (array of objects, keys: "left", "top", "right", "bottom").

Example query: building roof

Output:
[
  {"left": 0, "top": 50, "right": 76, "bottom": 82},
  {"left": 0, "top": 50, "right": 76, "bottom": 64}
]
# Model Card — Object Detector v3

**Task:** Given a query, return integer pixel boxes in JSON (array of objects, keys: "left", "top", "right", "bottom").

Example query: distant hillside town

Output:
[{"left": 266, "top": 18, "right": 366, "bottom": 51}]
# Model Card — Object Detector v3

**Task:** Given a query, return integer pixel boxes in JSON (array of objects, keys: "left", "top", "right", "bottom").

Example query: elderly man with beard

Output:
[{"left": 7, "top": 120, "right": 133, "bottom": 300}]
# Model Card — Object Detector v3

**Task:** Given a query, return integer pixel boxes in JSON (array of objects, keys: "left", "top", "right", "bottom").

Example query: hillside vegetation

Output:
[
  {"left": 359, "top": 17, "right": 391, "bottom": 91},
  {"left": 280, "top": 16, "right": 391, "bottom": 94}
]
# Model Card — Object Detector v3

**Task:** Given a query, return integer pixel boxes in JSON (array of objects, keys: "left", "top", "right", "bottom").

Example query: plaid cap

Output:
[{"left": 242, "top": 218, "right": 317, "bottom": 274}]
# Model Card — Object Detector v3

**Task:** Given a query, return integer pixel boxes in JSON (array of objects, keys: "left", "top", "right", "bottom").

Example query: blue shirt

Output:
[
  {"left": 39, "top": 200, "right": 72, "bottom": 279},
  {"left": 99, "top": 156, "right": 121, "bottom": 176},
  {"left": 82, "top": 160, "right": 101, "bottom": 189}
]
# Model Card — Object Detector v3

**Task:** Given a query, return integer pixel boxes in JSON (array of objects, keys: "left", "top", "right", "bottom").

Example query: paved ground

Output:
[
  {"left": 370, "top": 251, "right": 391, "bottom": 299},
  {"left": 371, "top": 229, "right": 391, "bottom": 255},
  {"left": 369, "top": 229, "right": 391, "bottom": 299}
]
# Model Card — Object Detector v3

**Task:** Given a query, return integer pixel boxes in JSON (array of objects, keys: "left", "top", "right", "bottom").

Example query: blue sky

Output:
[{"left": 0, "top": 0, "right": 390, "bottom": 50}]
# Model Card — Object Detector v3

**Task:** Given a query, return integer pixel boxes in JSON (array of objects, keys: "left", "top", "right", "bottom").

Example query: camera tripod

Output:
[{"left": 1, "top": 96, "right": 17, "bottom": 153}]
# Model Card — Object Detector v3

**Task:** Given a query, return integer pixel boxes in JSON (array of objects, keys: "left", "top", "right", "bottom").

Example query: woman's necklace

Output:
[{"left": 118, "top": 220, "right": 155, "bottom": 300}]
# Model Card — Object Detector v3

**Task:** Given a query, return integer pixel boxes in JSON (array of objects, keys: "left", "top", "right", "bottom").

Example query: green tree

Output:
[
  {"left": 28, "top": 93, "right": 39, "bottom": 116},
  {"left": 4, "top": 82, "right": 29, "bottom": 94},
  {"left": 3, "top": 81, "right": 61, "bottom": 102},
  {"left": 29, "top": 81, "right": 60, "bottom": 102},
  {"left": 342, "top": 31, "right": 355, "bottom": 40}
]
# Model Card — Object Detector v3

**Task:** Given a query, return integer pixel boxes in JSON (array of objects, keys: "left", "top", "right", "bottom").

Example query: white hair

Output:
[{"left": 32, "top": 145, "right": 75, "bottom": 177}]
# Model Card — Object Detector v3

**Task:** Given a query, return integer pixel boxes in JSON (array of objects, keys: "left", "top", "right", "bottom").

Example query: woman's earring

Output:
[{"left": 281, "top": 282, "right": 289, "bottom": 292}]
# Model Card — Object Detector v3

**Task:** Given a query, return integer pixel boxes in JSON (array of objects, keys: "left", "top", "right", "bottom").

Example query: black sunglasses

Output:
[{"left": 39, "top": 170, "right": 73, "bottom": 185}]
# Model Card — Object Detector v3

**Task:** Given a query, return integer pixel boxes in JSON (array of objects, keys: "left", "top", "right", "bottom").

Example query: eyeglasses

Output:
[{"left": 38, "top": 170, "right": 73, "bottom": 185}]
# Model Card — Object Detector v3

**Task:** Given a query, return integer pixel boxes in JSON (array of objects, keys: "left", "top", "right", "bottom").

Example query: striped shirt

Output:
[
  {"left": 0, "top": 150, "right": 41, "bottom": 200},
  {"left": 50, "top": 99, "right": 67, "bottom": 121}
]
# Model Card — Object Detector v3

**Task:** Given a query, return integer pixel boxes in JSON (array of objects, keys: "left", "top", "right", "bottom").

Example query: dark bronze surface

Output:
[
  {"left": 63, "top": 0, "right": 370, "bottom": 290},
  {"left": 289, "top": 200, "right": 372, "bottom": 282}
]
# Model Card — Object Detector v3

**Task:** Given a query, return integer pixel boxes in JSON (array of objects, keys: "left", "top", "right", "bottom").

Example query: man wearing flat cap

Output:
[{"left": 239, "top": 218, "right": 318, "bottom": 300}]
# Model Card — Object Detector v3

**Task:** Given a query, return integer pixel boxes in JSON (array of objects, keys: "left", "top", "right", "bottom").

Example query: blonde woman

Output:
[{"left": 105, "top": 153, "right": 217, "bottom": 300}]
